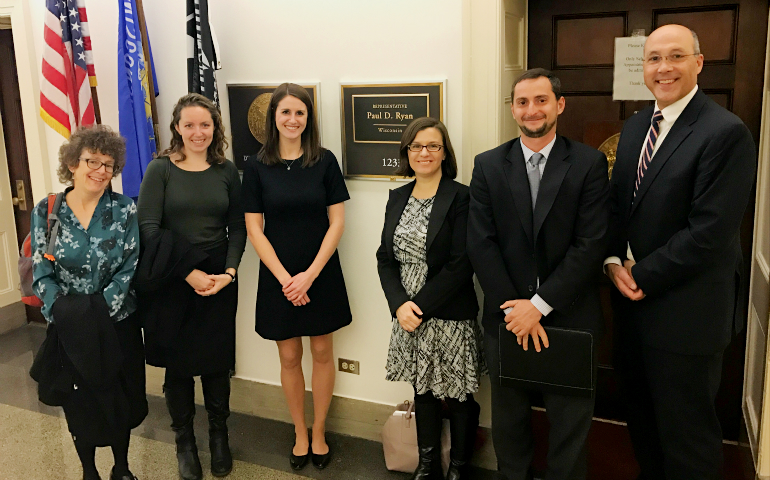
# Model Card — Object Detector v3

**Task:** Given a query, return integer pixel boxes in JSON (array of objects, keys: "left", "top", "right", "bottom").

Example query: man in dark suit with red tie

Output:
[
  {"left": 467, "top": 68, "right": 609, "bottom": 479},
  {"left": 606, "top": 24, "right": 756, "bottom": 479}
]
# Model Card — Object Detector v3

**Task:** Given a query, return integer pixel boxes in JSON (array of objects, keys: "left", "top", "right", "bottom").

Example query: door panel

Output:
[
  {"left": 528, "top": 0, "right": 768, "bottom": 444},
  {"left": 0, "top": 29, "right": 39, "bottom": 322},
  {"left": 744, "top": 11, "right": 770, "bottom": 468},
  {"left": 0, "top": 121, "right": 21, "bottom": 309}
]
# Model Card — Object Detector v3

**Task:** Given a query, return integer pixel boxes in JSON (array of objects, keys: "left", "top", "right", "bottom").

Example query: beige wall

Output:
[{"left": 20, "top": 0, "right": 492, "bottom": 421}]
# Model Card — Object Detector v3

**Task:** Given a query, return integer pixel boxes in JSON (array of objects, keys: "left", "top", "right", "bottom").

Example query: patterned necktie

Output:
[
  {"left": 527, "top": 152, "right": 545, "bottom": 210},
  {"left": 635, "top": 110, "right": 664, "bottom": 197}
]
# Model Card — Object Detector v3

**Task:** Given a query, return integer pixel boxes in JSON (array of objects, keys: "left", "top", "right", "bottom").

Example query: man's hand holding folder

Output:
[{"left": 502, "top": 301, "right": 550, "bottom": 352}]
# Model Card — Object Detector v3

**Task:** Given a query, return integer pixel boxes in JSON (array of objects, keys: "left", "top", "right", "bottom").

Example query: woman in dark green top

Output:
[{"left": 137, "top": 94, "right": 245, "bottom": 480}]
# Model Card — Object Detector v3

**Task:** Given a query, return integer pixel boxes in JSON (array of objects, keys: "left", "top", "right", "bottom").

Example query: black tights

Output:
[
  {"left": 73, "top": 429, "right": 131, "bottom": 479},
  {"left": 414, "top": 389, "right": 479, "bottom": 461},
  {"left": 414, "top": 389, "right": 476, "bottom": 416}
]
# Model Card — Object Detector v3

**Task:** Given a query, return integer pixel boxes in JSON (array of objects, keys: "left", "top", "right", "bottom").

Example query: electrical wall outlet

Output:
[{"left": 338, "top": 358, "right": 360, "bottom": 375}]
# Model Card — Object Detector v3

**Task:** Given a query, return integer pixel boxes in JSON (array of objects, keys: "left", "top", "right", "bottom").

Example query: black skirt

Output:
[
  {"left": 61, "top": 312, "right": 147, "bottom": 446},
  {"left": 144, "top": 243, "right": 237, "bottom": 377}
]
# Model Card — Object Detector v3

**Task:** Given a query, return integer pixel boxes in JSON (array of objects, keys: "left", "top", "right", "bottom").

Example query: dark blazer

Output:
[
  {"left": 468, "top": 135, "right": 610, "bottom": 338},
  {"left": 134, "top": 228, "right": 210, "bottom": 367},
  {"left": 30, "top": 294, "right": 147, "bottom": 445},
  {"left": 376, "top": 176, "right": 478, "bottom": 321},
  {"left": 608, "top": 89, "right": 756, "bottom": 355}
]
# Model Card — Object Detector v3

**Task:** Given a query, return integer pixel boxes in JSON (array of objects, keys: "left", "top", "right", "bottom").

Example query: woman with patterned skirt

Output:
[{"left": 377, "top": 117, "right": 485, "bottom": 480}]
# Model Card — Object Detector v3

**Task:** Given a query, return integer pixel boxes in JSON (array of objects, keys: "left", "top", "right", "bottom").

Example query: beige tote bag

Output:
[{"left": 382, "top": 400, "right": 451, "bottom": 474}]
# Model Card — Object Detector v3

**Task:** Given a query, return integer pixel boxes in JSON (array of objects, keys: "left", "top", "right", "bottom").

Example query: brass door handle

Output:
[{"left": 13, "top": 180, "right": 27, "bottom": 211}]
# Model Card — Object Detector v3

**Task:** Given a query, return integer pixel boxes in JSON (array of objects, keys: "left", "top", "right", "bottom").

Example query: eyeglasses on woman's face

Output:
[
  {"left": 80, "top": 157, "right": 116, "bottom": 173},
  {"left": 407, "top": 144, "right": 444, "bottom": 153}
]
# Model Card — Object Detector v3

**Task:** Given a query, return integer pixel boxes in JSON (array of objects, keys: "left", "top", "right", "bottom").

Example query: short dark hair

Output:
[
  {"left": 57, "top": 125, "right": 126, "bottom": 185},
  {"left": 511, "top": 68, "right": 562, "bottom": 101},
  {"left": 395, "top": 117, "right": 457, "bottom": 179},
  {"left": 161, "top": 93, "right": 228, "bottom": 165},
  {"left": 259, "top": 83, "right": 323, "bottom": 168}
]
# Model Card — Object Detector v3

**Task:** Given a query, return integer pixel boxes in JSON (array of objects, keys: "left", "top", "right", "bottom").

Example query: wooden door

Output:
[
  {"left": 0, "top": 28, "right": 42, "bottom": 322},
  {"left": 743, "top": 9, "right": 770, "bottom": 471},
  {"left": 0, "top": 103, "right": 21, "bottom": 310},
  {"left": 527, "top": 0, "right": 768, "bottom": 443}
]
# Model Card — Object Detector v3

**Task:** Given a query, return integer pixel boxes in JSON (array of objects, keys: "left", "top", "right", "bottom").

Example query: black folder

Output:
[{"left": 498, "top": 324, "right": 594, "bottom": 398}]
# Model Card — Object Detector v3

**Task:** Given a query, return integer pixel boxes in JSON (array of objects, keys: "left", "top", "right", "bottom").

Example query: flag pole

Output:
[
  {"left": 134, "top": 0, "right": 160, "bottom": 151},
  {"left": 91, "top": 86, "right": 101, "bottom": 124}
]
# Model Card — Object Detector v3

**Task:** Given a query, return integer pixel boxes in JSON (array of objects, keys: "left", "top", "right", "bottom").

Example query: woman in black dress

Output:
[
  {"left": 137, "top": 94, "right": 246, "bottom": 480},
  {"left": 377, "top": 118, "right": 484, "bottom": 480},
  {"left": 242, "top": 83, "right": 351, "bottom": 471}
]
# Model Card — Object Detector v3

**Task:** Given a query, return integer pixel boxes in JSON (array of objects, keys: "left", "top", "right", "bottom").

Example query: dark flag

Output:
[{"left": 187, "top": 0, "right": 220, "bottom": 105}]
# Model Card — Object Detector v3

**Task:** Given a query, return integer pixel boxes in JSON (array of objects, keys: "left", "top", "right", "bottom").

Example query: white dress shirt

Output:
[
  {"left": 603, "top": 85, "right": 699, "bottom": 269},
  {"left": 520, "top": 136, "right": 556, "bottom": 316}
]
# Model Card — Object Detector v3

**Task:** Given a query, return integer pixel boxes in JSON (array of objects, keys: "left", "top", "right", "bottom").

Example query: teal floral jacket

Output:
[{"left": 31, "top": 188, "right": 139, "bottom": 323}]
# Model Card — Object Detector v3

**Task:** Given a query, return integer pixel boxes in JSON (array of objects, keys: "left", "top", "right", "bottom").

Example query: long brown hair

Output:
[
  {"left": 258, "top": 83, "right": 323, "bottom": 168},
  {"left": 160, "top": 93, "right": 228, "bottom": 164}
]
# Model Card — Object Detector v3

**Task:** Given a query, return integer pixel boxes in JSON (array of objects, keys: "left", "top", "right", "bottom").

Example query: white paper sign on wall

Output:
[{"left": 613, "top": 37, "right": 655, "bottom": 101}]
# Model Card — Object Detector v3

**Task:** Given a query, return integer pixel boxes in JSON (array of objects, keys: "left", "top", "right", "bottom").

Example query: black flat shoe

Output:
[
  {"left": 290, "top": 437, "right": 310, "bottom": 471},
  {"left": 311, "top": 444, "right": 332, "bottom": 470},
  {"left": 290, "top": 450, "right": 309, "bottom": 470}
]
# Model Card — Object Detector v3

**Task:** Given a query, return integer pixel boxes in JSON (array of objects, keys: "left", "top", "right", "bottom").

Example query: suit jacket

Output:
[
  {"left": 468, "top": 135, "right": 610, "bottom": 338},
  {"left": 376, "top": 176, "right": 478, "bottom": 321},
  {"left": 608, "top": 89, "right": 757, "bottom": 355}
]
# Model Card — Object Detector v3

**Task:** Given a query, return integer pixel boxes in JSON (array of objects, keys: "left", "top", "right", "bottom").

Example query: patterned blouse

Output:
[{"left": 31, "top": 188, "right": 139, "bottom": 323}]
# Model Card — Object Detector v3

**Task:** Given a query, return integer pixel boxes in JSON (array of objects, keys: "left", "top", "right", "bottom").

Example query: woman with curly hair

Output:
[
  {"left": 31, "top": 125, "right": 146, "bottom": 480},
  {"left": 137, "top": 93, "right": 246, "bottom": 479}
]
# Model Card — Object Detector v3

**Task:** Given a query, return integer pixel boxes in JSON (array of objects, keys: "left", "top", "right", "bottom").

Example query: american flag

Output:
[{"left": 39, "top": 0, "right": 97, "bottom": 138}]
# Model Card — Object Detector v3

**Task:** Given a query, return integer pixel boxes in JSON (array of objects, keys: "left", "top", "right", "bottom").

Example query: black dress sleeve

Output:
[
  {"left": 322, "top": 151, "right": 350, "bottom": 205},
  {"left": 137, "top": 157, "right": 169, "bottom": 244},
  {"left": 224, "top": 161, "right": 247, "bottom": 271},
  {"left": 241, "top": 156, "right": 264, "bottom": 213}
]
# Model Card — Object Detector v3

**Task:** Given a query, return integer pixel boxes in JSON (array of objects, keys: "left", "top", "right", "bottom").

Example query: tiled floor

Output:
[
  {"left": 0, "top": 324, "right": 497, "bottom": 480},
  {"left": 0, "top": 323, "right": 756, "bottom": 479},
  {"left": 0, "top": 403, "right": 303, "bottom": 480}
]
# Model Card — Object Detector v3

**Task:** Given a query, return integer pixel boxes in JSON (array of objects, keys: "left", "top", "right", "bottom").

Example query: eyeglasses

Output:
[
  {"left": 80, "top": 158, "right": 116, "bottom": 173},
  {"left": 643, "top": 53, "right": 698, "bottom": 65},
  {"left": 407, "top": 144, "right": 444, "bottom": 153}
]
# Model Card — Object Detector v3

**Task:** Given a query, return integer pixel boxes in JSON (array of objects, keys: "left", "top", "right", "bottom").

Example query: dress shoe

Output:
[
  {"left": 290, "top": 432, "right": 310, "bottom": 471},
  {"left": 311, "top": 444, "right": 332, "bottom": 470},
  {"left": 109, "top": 467, "right": 138, "bottom": 480},
  {"left": 289, "top": 448, "right": 309, "bottom": 470}
]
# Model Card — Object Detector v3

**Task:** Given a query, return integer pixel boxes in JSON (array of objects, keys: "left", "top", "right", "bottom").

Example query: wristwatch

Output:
[{"left": 225, "top": 272, "right": 236, "bottom": 283}]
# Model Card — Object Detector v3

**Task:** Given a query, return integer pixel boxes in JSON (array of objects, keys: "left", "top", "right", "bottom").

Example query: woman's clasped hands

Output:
[
  {"left": 396, "top": 301, "right": 423, "bottom": 333},
  {"left": 281, "top": 270, "right": 315, "bottom": 306},
  {"left": 186, "top": 268, "right": 231, "bottom": 296}
]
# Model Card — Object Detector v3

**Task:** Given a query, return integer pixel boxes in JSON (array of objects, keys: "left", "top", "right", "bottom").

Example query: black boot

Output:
[
  {"left": 445, "top": 395, "right": 480, "bottom": 480},
  {"left": 109, "top": 467, "right": 138, "bottom": 480},
  {"left": 412, "top": 391, "right": 444, "bottom": 480},
  {"left": 164, "top": 376, "right": 202, "bottom": 480},
  {"left": 203, "top": 371, "right": 233, "bottom": 477}
]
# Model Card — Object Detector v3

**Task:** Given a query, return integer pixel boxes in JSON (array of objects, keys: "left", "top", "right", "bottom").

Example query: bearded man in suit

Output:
[{"left": 468, "top": 68, "right": 609, "bottom": 479}]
